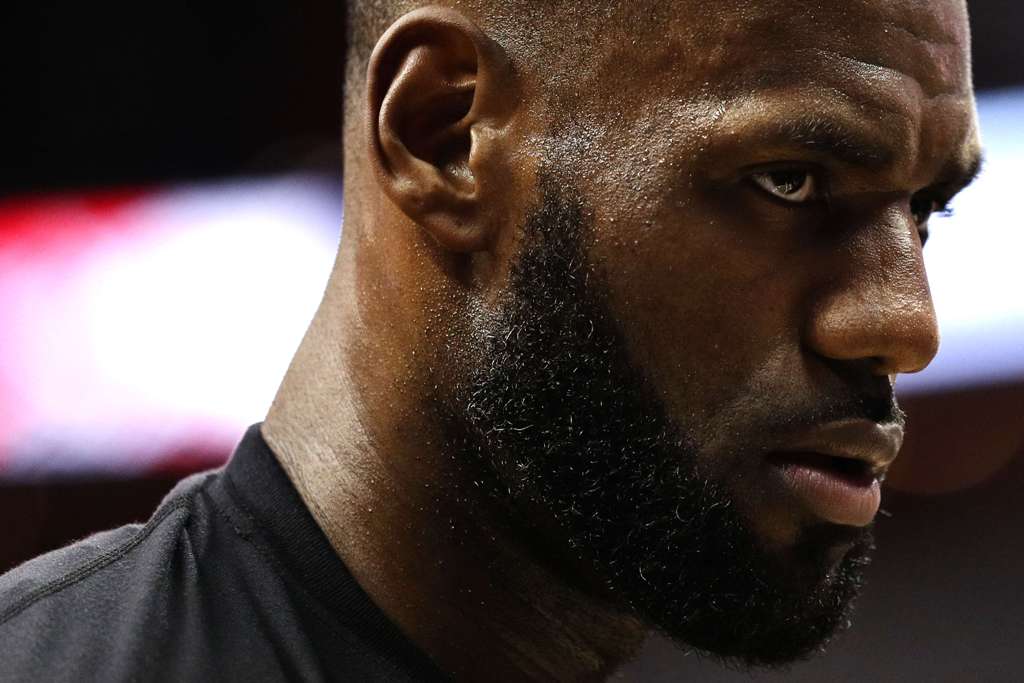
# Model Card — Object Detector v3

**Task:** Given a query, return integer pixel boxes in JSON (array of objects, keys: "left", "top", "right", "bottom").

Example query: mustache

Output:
[{"left": 766, "top": 389, "right": 906, "bottom": 434}]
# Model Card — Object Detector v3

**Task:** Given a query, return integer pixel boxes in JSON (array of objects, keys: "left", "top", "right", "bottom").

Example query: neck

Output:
[{"left": 263, "top": 279, "right": 646, "bottom": 681}]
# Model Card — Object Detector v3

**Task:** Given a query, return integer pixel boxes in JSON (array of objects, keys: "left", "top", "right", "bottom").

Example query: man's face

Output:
[
  {"left": 446, "top": 0, "right": 981, "bottom": 667},
  {"left": 529, "top": 0, "right": 985, "bottom": 555}
]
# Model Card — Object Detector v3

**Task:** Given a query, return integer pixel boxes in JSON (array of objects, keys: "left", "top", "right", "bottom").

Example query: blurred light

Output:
[{"left": 0, "top": 176, "right": 340, "bottom": 478}]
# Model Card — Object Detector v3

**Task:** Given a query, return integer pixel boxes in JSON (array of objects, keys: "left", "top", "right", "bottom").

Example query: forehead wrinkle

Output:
[
  {"left": 875, "top": 0, "right": 971, "bottom": 70},
  {"left": 805, "top": 48, "right": 968, "bottom": 109}
]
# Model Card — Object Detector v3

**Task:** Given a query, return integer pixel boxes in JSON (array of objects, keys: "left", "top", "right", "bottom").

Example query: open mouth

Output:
[
  {"left": 766, "top": 451, "right": 875, "bottom": 487},
  {"left": 764, "top": 450, "right": 882, "bottom": 526}
]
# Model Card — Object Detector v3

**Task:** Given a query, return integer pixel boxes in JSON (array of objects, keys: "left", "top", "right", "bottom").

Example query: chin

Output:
[{"left": 647, "top": 522, "right": 874, "bottom": 669}]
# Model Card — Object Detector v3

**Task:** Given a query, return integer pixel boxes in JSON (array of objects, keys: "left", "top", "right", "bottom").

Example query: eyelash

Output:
[
  {"left": 910, "top": 191, "right": 955, "bottom": 226},
  {"left": 748, "top": 168, "right": 956, "bottom": 226},
  {"left": 747, "top": 167, "right": 829, "bottom": 206}
]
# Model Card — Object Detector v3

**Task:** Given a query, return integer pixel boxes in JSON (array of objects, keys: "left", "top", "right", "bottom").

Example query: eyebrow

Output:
[
  {"left": 773, "top": 115, "right": 895, "bottom": 169},
  {"left": 753, "top": 114, "right": 985, "bottom": 194}
]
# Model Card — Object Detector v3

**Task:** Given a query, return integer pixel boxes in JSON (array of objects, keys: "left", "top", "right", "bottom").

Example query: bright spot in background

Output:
[
  {"left": 0, "top": 90, "right": 1021, "bottom": 478},
  {"left": 0, "top": 176, "right": 340, "bottom": 478}
]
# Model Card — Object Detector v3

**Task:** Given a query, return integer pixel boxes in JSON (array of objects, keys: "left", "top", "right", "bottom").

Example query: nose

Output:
[{"left": 804, "top": 215, "right": 940, "bottom": 377}]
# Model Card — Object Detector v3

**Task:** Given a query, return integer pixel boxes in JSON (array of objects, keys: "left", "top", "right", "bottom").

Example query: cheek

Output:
[
  {"left": 582, "top": 170, "right": 834, "bottom": 547},
  {"left": 588, "top": 195, "right": 810, "bottom": 449}
]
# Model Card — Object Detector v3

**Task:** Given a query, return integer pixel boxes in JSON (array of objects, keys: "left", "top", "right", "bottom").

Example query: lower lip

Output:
[{"left": 767, "top": 456, "right": 881, "bottom": 527}]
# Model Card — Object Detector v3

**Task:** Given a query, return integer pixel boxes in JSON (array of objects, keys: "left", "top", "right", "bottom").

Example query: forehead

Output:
[
  {"left": 586, "top": 0, "right": 972, "bottom": 96},
  {"left": 547, "top": 0, "right": 979, "bottom": 191}
]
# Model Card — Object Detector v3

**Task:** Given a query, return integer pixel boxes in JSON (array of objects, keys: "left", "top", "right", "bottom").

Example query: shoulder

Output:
[
  {"left": 0, "top": 481, "right": 199, "bottom": 619},
  {"left": 0, "top": 470, "right": 215, "bottom": 681}
]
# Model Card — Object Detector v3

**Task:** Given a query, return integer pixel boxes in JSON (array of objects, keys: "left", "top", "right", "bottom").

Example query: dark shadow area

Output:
[{"left": 6, "top": 0, "right": 346, "bottom": 196}]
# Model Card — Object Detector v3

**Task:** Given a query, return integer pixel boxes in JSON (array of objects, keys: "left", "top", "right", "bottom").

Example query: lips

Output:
[
  {"left": 768, "top": 450, "right": 876, "bottom": 486},
  {"left": 765, "top": 420, "right": 904, "bottom": 527}
]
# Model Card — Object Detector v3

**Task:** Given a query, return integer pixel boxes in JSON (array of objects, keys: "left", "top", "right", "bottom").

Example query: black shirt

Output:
[{"left": 0, "top": 425, "right": 448, "bottom": 682}]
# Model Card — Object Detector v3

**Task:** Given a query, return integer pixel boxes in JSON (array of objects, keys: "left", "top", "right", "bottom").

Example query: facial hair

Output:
[{"left": 443, "top": 174, "right": 873, "bottom": 667}]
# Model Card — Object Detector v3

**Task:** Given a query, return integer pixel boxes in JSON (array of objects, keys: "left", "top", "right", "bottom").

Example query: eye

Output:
[
  {"left": 909, "top": 192, "right": 953, "bottom": 227},
  {"left": 750, "top": 169, "right": 819, "bottom": 203}
]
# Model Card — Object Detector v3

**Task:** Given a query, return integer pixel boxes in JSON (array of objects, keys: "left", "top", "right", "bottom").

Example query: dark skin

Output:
[{"left": 264, "top": 1, "right": 982, "bottom": 680}]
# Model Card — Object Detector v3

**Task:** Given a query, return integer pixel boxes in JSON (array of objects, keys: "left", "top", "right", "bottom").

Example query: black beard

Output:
[{"left": 444, "top": 175, "right": 872, "bottom": 668}]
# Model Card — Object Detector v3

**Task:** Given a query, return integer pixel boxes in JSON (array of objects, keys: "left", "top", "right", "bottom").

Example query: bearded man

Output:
[{"left": 0, "top": 1, "right": 982, "bottom": 680}]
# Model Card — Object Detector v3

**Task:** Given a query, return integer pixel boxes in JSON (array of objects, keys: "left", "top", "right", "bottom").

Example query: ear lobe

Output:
[{"left": 366, "top": 7, "right": 511, "bottom": 253}]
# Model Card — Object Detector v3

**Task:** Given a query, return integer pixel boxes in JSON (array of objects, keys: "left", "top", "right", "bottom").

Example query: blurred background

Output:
[{"left": 3, "top": 1, "right": 1021, "bottom": 679}]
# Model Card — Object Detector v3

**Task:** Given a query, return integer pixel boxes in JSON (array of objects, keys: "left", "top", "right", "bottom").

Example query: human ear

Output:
[{"left": 366, "top": 7, "right": 514, "bottom": 253}]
